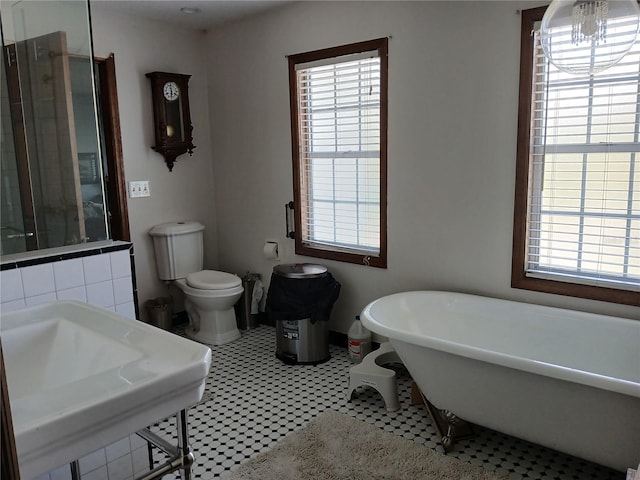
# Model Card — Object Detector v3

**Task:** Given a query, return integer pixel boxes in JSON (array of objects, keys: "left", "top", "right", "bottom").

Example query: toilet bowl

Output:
[
  {"left": 149, "top": 221, "right": 244, "bottom": 346},
  {"left": 176, "top": 270, "right": 243, "bottom": 345}
]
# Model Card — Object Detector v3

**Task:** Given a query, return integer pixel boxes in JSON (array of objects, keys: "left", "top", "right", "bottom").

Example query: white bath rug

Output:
[{"left": 224, "top": 410, "right": 509, "bottom": 480}]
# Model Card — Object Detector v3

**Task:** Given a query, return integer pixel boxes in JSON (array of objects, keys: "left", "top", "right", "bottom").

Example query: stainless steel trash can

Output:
[
  {"left": 237, "top": 273, "right": 261, "bottom": 330},
  {"left": 266, "top": 263, "right": 341, "bottom": 365},
  {"left": 276, "top": 317, "right": 329, "bottom": 364},
  {"left": 145, "top": 297, "right": 173, "bottom": 330}
]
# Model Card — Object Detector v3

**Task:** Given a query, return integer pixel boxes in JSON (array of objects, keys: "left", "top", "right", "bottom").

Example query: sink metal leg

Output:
[
  {"left": 70, "top": 460, "right": 80, "bottom": 480},
  {"left": 177, "top": 409, "right": 194, "bottom": 480},
  {"left": 135, "top": 408, "right": 195, "bottom": 480},
  {"left": 147, "top": 439, "right": 154, "bottom": 471},
  {"left": 63, "top": 409, "right": 193, "bottom": 480}
]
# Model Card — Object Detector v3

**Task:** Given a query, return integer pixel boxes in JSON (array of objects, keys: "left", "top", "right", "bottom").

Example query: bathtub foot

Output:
[
  {"left": 441, "top": 433, "right": 454, "bottom": 452},
  {"left": 421, "top": 393, "right": 474, "bottom": 453},
  {"left": 439, "top": 409, "right": 470, "bottom": 453}
]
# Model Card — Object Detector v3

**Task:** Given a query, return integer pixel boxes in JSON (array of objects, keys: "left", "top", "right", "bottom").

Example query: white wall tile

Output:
[
  {"left": 131, "top": 446, "right": 150, "bottom": 476},
  {"left": 107, "top": 454, "right": 133, "bottom": 480},
  {"left": 83, "top": 255, "right": 112, "bottom": 285},
  {"left": 0, "top": 268, "right": 24, "bottom": 303},
  {"left": 110, "top": 250, "right": 131, "bottom": 279},
  {"left": 0, "top": 298, "right": 26, "bottom": 313},
  {"left": 79, "top": 448, "right": 106, "bottom": 475},
  {"left": 21, "top": 263, "right": 55, "bottom": 297},
  {"left": 113, "top": 277, "right": 134, "bottom": 305},
  {"left": 105, "top": 437, "right": 131, "bottom": 463},
  {"left": 86, "top": 280, "right": 115, "bottom": 308},
  {"left": 3, "top": 250, "right": 134, "bottom": 318},
  {"left": 81, "top": 465, "right": 108, "bottom": 480},
  {"left": 129, "top": 434, "right": 147, "bottom": 450},
  {"left": 49, "top": 464, "right": 73, "bottom": 480},
  {"left": 53, "top": 258, "right": 85, "bottom": 291},
  {"left": 115, "top": 302, "right": 136, "bottom": 320},
  {"left": 56, "top": 286, "right": 87, "bottom": 303},
  {"left": 25, "top": 292, "right": 57, "bottom": 307}
]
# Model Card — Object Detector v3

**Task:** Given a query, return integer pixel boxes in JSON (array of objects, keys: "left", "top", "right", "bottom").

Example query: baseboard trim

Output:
[{"left": 177, "top": 310, "right": 361, "bottom": 350}]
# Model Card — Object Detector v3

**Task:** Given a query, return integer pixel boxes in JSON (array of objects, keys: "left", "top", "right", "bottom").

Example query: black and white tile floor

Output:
[
  {"left": 56, "top": 324, "right": 621, "bottom": 480},
  {"left": 145, "top": 325, "right": 620, "bottom": 480}
]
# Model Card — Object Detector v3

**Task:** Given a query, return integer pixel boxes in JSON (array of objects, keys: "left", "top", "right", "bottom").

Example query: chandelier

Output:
[
  {"left": 540, "top": 0, "right": 640, "bottom": 75},
  {"left": 571, "top": 0, "right": 608, "bottom": 44}
]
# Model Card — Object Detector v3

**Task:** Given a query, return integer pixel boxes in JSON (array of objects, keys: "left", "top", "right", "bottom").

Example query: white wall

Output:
[
  {"left": 203, "top": 0, "right": 639, "bottom": 332},
  {"left": 89, "top": 7, "right": 219, "bottom": 316}
]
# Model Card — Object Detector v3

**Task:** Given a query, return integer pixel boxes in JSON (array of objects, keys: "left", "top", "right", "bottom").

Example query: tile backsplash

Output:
[{"left": 0, "top": 242, "right": 137, "bottom": 320}]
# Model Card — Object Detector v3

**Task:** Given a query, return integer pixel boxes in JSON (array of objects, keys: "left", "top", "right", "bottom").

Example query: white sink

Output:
[{"left": 1, "top": 301, "right": 212, "bottom": 479}]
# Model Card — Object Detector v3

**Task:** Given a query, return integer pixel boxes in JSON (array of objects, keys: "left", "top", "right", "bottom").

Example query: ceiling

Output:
[{"left": 91, "top": 0, "right": 292, "bottom": 31}]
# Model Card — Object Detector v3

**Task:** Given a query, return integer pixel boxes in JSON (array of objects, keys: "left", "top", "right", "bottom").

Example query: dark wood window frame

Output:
[
  {"left": 512, "top": 7, "right": 639, "bottom": 307},
  {"left": 96, "top": 54, "right": 130, "bottom": 242},
  {"left": 288, "top": 38, "right": 388, "bottom": 268}
]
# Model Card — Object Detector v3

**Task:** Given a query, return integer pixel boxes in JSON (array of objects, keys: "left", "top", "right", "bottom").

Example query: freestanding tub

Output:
[{"left": 361, "top": 291, "right": 640, "bottom": 471}]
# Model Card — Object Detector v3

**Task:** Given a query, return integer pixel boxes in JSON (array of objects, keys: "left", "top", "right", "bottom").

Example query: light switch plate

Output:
[{"left": 129, "top": 181, "right": 150, "bottom": 198}]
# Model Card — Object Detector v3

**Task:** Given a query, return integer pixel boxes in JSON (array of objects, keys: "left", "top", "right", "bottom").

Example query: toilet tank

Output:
[{"left": 149, "top": 221, "right": 205, "bottom": 280}]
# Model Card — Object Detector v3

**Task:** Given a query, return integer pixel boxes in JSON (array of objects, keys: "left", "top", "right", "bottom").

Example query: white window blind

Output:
[
  {"left": 294, "top": 51, "right": 382, "bottom": 256},
  {"left": 526, "top": 26, "right": 640, "bottom": 291}
]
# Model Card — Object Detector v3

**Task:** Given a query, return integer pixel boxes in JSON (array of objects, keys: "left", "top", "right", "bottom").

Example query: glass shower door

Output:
[
  {"left": 1, "top": 43, "right": 35, "bottom": 255},
  {"left": 16, "top": 30, "right": 87, "bottom": 248},
  {"left": 1, "top": 0, "right": 109, "bottom": 255}
]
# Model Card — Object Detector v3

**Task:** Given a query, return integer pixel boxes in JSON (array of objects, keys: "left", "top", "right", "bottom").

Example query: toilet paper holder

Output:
[{"left": 263, "top": 241, "right": 279, "bottom": 260}]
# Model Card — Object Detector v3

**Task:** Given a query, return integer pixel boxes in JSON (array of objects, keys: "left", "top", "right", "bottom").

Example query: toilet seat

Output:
[{"left": 186, "top": 270, "right": 241, "bottom": 290}]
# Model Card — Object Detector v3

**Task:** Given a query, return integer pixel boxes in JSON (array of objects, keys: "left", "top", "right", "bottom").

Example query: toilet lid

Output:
[{"left": 186, "top": 270, "right": 242, "bottom": 290}]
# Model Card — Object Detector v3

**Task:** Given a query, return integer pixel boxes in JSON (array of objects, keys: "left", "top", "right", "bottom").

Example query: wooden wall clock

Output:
[{"left": 146, "top": 71, "right": 196, "bottom": 171}]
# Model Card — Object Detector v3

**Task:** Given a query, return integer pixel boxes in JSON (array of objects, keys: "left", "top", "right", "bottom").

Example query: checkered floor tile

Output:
[{"left": 147, "top": 325, "right": 620, "bottom": 480}]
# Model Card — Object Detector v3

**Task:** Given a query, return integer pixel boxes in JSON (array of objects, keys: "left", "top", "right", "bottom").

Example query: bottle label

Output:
[{"left": 349, "top": 340, "right": 362, "bottom": 358}]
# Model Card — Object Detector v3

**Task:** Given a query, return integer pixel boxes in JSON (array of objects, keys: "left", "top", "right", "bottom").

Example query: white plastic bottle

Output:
[{"left": 348, "top": 315, "right": 372, "bottom": 363}]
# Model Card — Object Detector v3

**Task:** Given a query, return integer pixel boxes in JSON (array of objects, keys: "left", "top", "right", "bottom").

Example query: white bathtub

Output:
[{"left": 361, "top": 291, "right": 640, "bottom": 471}]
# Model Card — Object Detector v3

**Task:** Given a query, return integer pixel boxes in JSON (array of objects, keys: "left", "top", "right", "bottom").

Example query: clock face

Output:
[{"left": 163, "top": 81, "right": 180, "bottom": 102}]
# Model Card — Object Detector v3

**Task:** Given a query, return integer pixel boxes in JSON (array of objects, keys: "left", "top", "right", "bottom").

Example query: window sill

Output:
[
  {"left": 511, "top": 273, "right": 640, "bottom": 307},
  {"left": 295, "top": 244, "right": 387, "bottom": 269}
]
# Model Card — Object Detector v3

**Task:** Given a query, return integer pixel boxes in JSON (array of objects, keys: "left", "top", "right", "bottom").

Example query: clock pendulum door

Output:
[{"left": 146, "top": 72, "right": 195, "bottom": 171}]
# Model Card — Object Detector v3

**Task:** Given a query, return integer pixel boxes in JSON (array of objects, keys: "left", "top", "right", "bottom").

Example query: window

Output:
[
  {"left": 288, "top": 38, "right": 388, "bottom": 268},
  {"left": 513, "top": 7, "right": 640, "bottom": 306}
]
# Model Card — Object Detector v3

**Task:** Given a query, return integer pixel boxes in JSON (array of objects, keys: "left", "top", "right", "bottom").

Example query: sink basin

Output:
[{"left": 1, "top": 300, "right": 212, "bottom": 479}]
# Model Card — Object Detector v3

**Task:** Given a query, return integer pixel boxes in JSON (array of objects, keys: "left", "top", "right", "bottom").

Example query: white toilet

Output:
[{"left": 149, "top": 221, "right": 243, "bottom": 345}]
